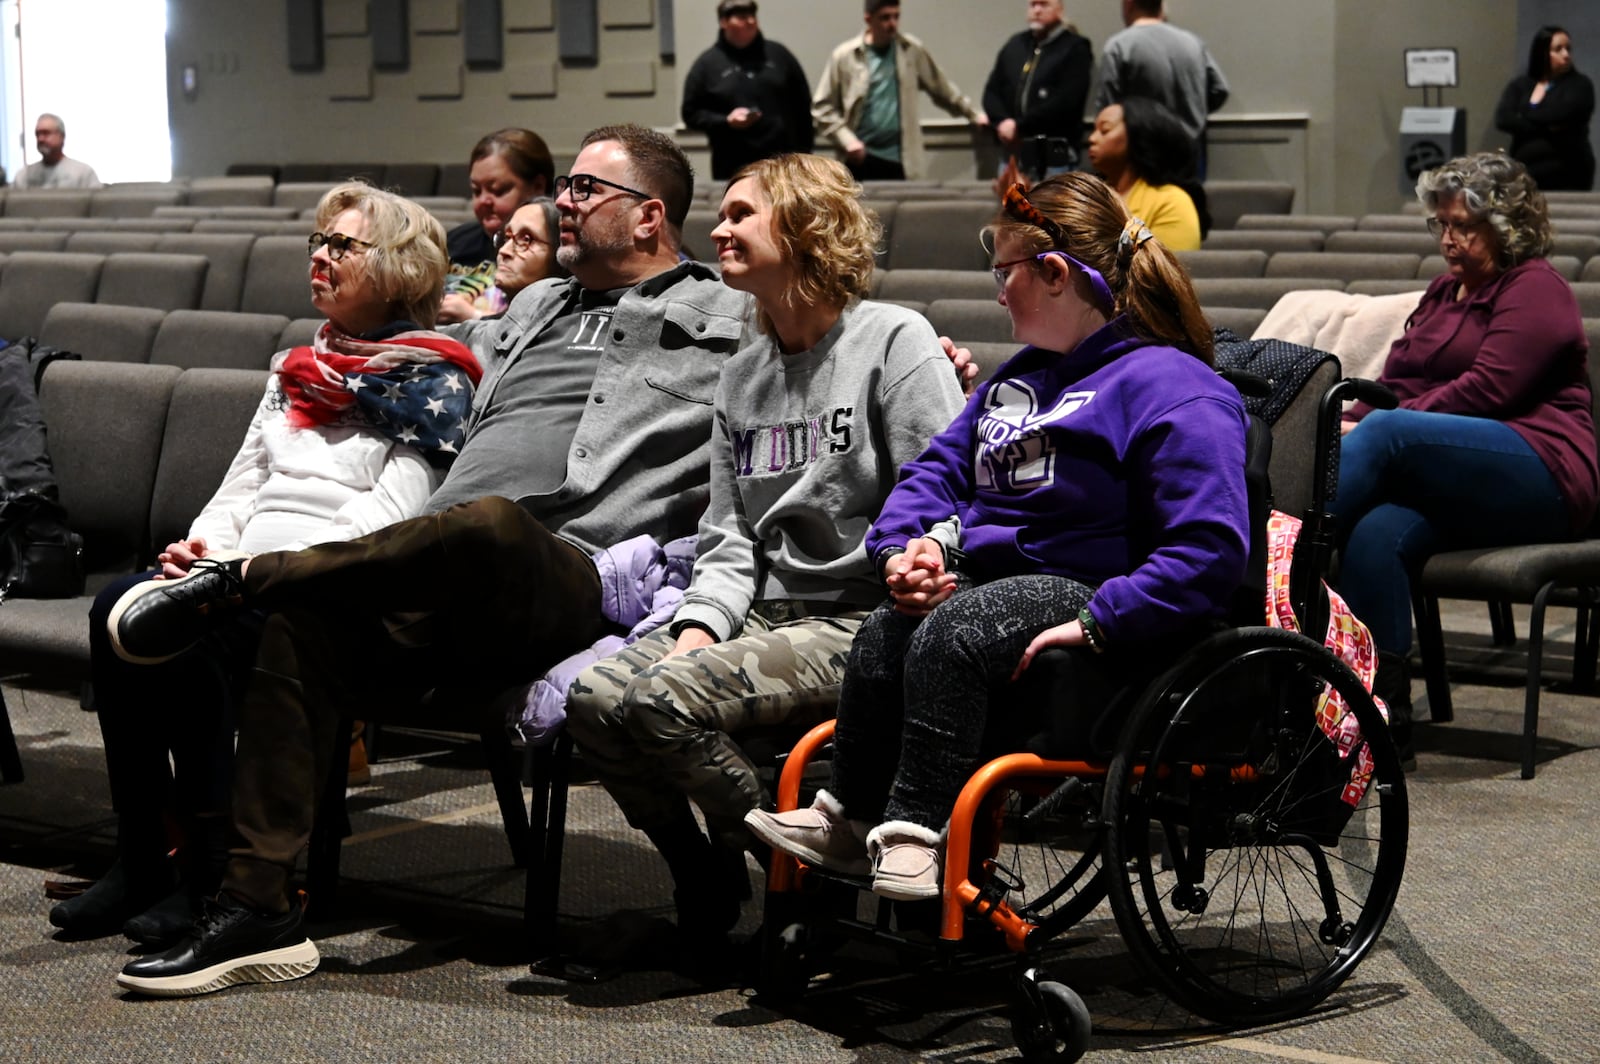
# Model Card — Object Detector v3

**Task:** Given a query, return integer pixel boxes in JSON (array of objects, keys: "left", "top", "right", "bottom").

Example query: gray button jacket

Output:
[{"left": 450, "top": 260, "right": 752, "bottom": 555}]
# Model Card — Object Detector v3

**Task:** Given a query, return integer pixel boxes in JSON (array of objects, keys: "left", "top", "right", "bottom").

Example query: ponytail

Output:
[{"left": 989, "top": 173, "right": 1213, "bottom": 363}]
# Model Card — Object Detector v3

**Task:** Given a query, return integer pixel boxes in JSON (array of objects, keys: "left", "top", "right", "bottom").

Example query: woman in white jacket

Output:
[{"left": 49, "top": 183, "right": 480, "bottom": 946}]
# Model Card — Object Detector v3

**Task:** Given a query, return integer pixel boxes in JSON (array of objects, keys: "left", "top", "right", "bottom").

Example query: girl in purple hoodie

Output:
[{"left": 748, "top": 172, "right": 1251, "bottom": 900}]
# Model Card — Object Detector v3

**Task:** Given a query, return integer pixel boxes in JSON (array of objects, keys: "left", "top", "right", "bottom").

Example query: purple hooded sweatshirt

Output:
[{"left": 867, "top": 321, "right": 1251, "bottom": 643}]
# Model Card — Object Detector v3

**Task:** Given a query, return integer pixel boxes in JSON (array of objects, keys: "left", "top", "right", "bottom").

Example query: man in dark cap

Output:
[{"left": 681, "top": 1, "right": 814, "bottom": 180}]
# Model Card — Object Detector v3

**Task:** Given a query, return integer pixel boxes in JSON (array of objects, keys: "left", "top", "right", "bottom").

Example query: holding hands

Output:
[
  {"left": 157, "top": 537, "right": 210, "bottom": 580},
  {"left": 885, "top": 537, "right": 957, "bottom": 616}
]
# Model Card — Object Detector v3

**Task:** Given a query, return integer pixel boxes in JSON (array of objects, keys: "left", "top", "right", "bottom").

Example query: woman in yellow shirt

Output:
[{"left": 1087, "top": 95, "right": 1207, "bottom": 251}]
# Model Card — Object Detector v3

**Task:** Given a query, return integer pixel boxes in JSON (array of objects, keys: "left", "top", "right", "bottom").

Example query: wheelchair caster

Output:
[
  {"left": 1012, "top": 967, "right": 1091, "bottom": 1063},
  {"left": 757, "top": 921, "right": 813, "bottom": 1003},
  {"left": 1172, "top": 883, "right": 1209, "bottom": 914},
  {"left": 1319, "top": 917, "right": 1355, "bottom": 946}
]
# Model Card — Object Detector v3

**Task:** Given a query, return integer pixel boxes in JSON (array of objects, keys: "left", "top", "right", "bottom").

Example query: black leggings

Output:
[{"left": 828, "top": 574, "right": 1095, "bottom": 830}]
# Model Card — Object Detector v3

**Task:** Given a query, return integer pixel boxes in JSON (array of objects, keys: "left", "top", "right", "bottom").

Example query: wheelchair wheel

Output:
[
  {"left": 1011, "top": 966, "right": 1092, "bottom": 1063},
  {"left": 993, "top": 783, "right": 1108, "bottom": 940},
  {"left": 1102, "top": 626, "right": 1408, "bottom": 1026}
]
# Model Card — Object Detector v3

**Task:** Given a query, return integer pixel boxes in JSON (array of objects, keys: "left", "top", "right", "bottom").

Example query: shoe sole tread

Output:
[{"left": 116, "top": 939, "right": 319, "bottom": 997}]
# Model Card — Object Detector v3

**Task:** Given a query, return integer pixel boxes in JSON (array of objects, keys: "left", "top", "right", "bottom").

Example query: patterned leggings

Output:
[{"left": 829, "top": 573, "right": 1095, "bottom": 831}]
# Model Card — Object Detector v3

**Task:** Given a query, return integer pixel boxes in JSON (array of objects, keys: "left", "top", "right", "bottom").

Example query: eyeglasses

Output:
[
  {"left": 307, "top": 231, "right": 373, "bottom": 261},
  {"left": 1426, "top": 216, "right": 1486, "bottom": 240},
  {"left": 992, "top": 250, "right": 1116, "bottom": 310},
  {"left": 495, "top": 228, "right": 548, "bottom": 254},
  {"left": 554, "top": 173, "right": 654, "bottom": 203}
]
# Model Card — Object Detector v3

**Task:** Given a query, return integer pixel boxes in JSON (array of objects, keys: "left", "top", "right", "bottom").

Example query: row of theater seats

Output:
[{"left": 0, "top": 182, "right": 473, "bottom": 220}]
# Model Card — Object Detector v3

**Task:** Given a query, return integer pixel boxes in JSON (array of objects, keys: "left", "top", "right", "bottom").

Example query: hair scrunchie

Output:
[{"left": 1117, "top": 216, "right": 1154, "bottom": 268}]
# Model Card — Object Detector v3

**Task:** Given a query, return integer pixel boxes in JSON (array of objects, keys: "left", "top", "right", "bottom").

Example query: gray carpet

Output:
[{"left": 2, "top": 599, "right": 1597, "bottom": 1063}]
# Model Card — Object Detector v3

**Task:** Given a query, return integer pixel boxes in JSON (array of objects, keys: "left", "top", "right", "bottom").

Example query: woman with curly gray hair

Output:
[{"left": 1334, "top": 151, "right": 1598, "bottom": 764}]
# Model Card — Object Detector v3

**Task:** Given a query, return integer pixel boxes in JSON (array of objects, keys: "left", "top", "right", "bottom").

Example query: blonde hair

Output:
[
  {"left": 986, "top": 172, "right": 1213, "bottom": 362},
  {"left": 726, "top": 154, "right": 881, "bottom": 337},
  {"left": 314, "top": 182, "right": 450, "bottom": 329}
]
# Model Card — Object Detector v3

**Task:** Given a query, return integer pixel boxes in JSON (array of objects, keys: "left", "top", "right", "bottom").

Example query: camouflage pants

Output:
[{"left": 565, "top": 604, "right": 868, "bottom": 845}]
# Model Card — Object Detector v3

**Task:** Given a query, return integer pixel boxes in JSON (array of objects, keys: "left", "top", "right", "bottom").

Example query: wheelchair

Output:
[{"left": 753, "top": 374, "right": 1410, "bottom": 1063}]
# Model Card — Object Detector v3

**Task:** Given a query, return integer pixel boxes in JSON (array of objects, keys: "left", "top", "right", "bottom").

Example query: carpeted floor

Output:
[{"left": 2, "top": 599, "right": 1597, "bottom": 1063}]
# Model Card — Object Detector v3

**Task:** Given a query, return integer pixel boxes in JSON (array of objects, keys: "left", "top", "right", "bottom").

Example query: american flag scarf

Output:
[{"left": 274, "top": 323, "right": 483, "bottom": 467}]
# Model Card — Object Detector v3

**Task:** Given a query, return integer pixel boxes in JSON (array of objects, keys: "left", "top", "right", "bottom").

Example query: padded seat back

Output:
[
  {"left": 680, "top": 208, "right": 721, "bottom": 262},
  {"left": 1203, "top": 229, "right": 1325, "bottom": 253},
  {"left": 97, "top": 252, "right": 210, "bottom": 311},
  {"left": 1322, "top": 231, "right": 1437, "bottom": 257},
  {"left": 1234, "top": 214, "right": 1357, "bottom": 233},
  {"left": 278, "top": 318, "right": 323, "bottom": 350},
  {"left": 1265, "top": 252, "right": 1421, "bottom": 281},
  {"left": 0, "top": 231, "right": 69, "bottom": 253},
  {"left": 37, "top": 360, "right": 183, "bottom": 570},
  {"left": 38, "top": 302, "right": 166, "bottom": 363},
  {"left": 0, "top": 251, "right": 105, "bottom": 338},
  {"left": 1204, "top": 306, "right": 1268, "bottom": 336},
  {"left": 90, "top": 189, "right": 184, "bottom": 218},
  {"left": 149, "top": 368, "right": 271, "bottom": 550},
  {"left": 382, "top": 163, "right": 440, "bottom": 197},
  {"left": 925, "top": 298, "right": 1014, "bottom": 344},
  {"left": 886, "top": 200, "right": 996, "bottom": 271},
  {"left": 1176, "top": 249, "right": 1269, "bottom": 278},
  {"left": 1344, "top": 279, "right": 1431, "bottom": 297},
  {"left": 65, "top": 231, "right": 163, "bottom": 254},
  {"left": 186, "top": 176, "right": 275, "bottom": 208},
  {"left": 875, "top": 268, "right": 997, "bottom": 301},
  {"left": 1191, "top": 277, "right": 1344, "bottom": 309},
  {"left": 240, "top": 236, "right": 316, "bottom": 319},
  {"left": 155, "top": 232, "right": 256, "bottom": 311},
  {"left": 5, "top": 189, "right": 92, "bottom": 218},
  {"left": 273, "top": 182, "right": 336, "bottom": 212},
  {"left": 151, "top": 309, "right": 290, "bottom": 370},
  {"left": 437, "top": 163, "right": 472, "bottom": 199},
  {"left": 1204, "top": 181, "right": 1295, "bottom": 229}
]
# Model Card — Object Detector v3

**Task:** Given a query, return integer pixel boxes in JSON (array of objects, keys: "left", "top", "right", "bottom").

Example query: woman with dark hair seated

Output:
[
  {"left": 1087, "top": 95, "right": 1208, "bottom": 250},
  {"left": 1334, "top": 151, "right": 1597, "bottom": 755},
  {"left": 49, "top": 183, "right": 480, "bottom": 946},
  {"left": 747, "top": 172, "right": 1249, "bottom": 899},
  {"left": 438, "top": 128, "right": 556, "bottom": 322},
  {"left": 1496, "top": 25, "right": 1595, "bottom": 192},
  {"left": 564, "top": 153, "right": 966, "bottom": 942}
]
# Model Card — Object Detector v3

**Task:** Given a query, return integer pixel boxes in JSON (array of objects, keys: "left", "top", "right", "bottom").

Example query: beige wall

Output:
[{"left": 165, "top": 0, "right": 1519, "bottom": 215}]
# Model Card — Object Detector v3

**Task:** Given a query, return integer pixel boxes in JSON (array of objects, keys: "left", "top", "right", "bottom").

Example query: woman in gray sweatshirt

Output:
[{"left": 563, "top": 153, "right": 966, "bottom": 951}]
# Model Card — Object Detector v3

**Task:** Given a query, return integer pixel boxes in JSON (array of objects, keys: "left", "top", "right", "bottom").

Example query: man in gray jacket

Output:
[{"left": 108, "top": 123, "right": 752, "bottom": 998}]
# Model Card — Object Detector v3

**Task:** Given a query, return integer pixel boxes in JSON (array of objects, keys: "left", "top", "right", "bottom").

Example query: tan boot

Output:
[{"left": 347, "top": 721, "right": 371, "bottom": 787}]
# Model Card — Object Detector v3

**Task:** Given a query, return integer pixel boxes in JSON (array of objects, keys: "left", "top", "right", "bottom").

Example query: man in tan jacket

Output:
[{"left": 812, "top": 0, "right": 987, "bottom": 180}]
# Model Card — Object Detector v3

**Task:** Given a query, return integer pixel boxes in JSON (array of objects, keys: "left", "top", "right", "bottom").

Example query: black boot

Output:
[
  {"left": 124, "top": 812, "right": 231, "bottom": 947},
  {"left": 1374, "top": 651, "right": 1416, "bottom": 772},
  {"left": 48, "top": 817, "right": 175, "bottom": 938}
]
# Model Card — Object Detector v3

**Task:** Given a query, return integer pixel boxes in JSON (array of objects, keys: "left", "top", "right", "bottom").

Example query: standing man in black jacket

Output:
[
  {"left": 983, "top": 0, "right": 1092, "bottom": 179},
  {"left": 681, "top": 1, "right": 814, "bottom": 181}
]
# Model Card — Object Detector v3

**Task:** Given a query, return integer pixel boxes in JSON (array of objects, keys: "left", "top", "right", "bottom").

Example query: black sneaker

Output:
[
  {"left": 116, "top": 894, "right": 319, "bottom": 998},
  {"left": 108, "top": 557, "right": 248, "bottom": 666}
]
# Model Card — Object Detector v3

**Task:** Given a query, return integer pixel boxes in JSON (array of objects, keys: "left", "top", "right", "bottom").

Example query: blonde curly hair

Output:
[
  {"left": 725, "top": 154, "right": 881, "bottom": 337},
  {"left": 1416, "top": 151, "right": 1553, "bottom": 268},
  {"left": 314, "top": 182, "right": 450, "bottom": 328}
]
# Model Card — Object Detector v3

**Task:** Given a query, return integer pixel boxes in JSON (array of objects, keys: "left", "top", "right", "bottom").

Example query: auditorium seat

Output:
[
  {"left": 1176, "top": 249, "right": 1269, "bottom": 278},
  {"left": 924, "top": 298, "right": 1013, "bottom": 344},
  {"left": 1204, "top": 306, "right": 1269, "bottom": 336},
  {"left": 331, "top": 164, "right": 386, "bottom": 187},
  {"left": 240, "top": 237, "right": 316, "bottom": 319},
  {"left": 1355, "top": 213, "right": 1428, "bottom": 231},
  {"left": 156, "top": 205, "right": 298, "bottom": 220},
  {"left": 1204, "top": 181, "right": 1295, "bottom": 229},
  {"left": 33, "top": 218, "right": 100, "bottom": 232},
  {"left": 65, "top": 232, "right": 163, "bottom": 255},
  {"left": 279, "top": 164, "right": 334, "bottom": 184},
  {"left": 150, "top": 310, "right": 292, "bottom": 371},
  {"left": 0, "top": 251, "right": 105, "bottom": 338},
  {"left": 114, "top": 217, "right": 198, "bottom": 233},
  {"left": 186, "top": 176, "right": 276, "bottom": 208},
  {"left": 1552, "top": 233, "right": 1600, "bottom": 260},
  {"left": 886, "top": 200, "right": 997, "bottom": 271},
  {"left": 97, "top": 253, "right": 210, "bottom": 312},
  {"left": 147, "top": 369, "right": 272, "bottom": 553},
  {"left": 1323, "top": 231, "right": 1437, "bottom": 257},
  {"left": 0, "top": 232, "right": 69, "bottom": 253},
  {"left": 278, "top": 318, "right": 323, "bottom": 350},
  {"left": 1344, "top": 279, "right": 1432, "bottom": 296},
  {"left": 1202, "top": 229, "right": 1325, "bottom": 253},
  {"left": 1234, "top": 213, "right": 1357, "bottom": 233},
  {"left": 437, "top": 163, "right": 472, "bottom": 199},
  {"left": 1265, "top": 252, "right": 1421, "bottom": 281},
  {"left": 4, "top": 189, "right": 92, "bottom": 218},
  {"left": 680, "top": 208, "right": 721, "bottom": 261},
  {"left": 38, "top": 303, "right": 167, "bottom": 364},
  {"left": 193, "top": 219, "right": 293, "bottom": 236},
  {"left": 226, "top": 163, "right": 281, "bottom": 182},
  {"left": 875, "top": 268, "right": 996, "bottom": 301},
  {"left": 155, "top": 233, "right": 257, "bottom": 312},
  {"left": 1565, "top": 283, "right": 1600, "bottom": 317},
  {"left": 382, "top": 164, "right": 440, "bottom": 197},
  {"left": 90, "top": 189, "right": 184, "bottom": 218},
  {"left": 273, "top": 183, "right": 336, "bottom": 212},
  {"left": 1190, "top": 277, "right": 1344, "bottom": 309}
]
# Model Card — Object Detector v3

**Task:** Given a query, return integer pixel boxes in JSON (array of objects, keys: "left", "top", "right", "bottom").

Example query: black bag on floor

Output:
[{"left": 0, "top": 342, "right": 85, "bottom": 603}]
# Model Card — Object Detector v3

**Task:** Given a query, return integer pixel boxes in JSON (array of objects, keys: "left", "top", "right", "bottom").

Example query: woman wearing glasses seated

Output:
[
  {"left": 563, "top": 153, "right": 966, "bottom": 948},
  {"left": 438, "top": 128, "right": 556, "bottom": 323},
  {"left": 437, "top": 197, "right": 569, "bottom": 322},
  {"left": 51, "top": 183, "right": 481, "bottom": 947},
  {"left": 1333, "top": 151, "right": 1597, "bottom": 757},
  {"left": 747, "top": 172, "right": 1250, "bottom": 901}
]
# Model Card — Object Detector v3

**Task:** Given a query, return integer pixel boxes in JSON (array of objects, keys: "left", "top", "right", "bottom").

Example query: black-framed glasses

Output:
[
  {"left": 495, "top": 228, "right": 549, "bottom": 254},
  {"left": 992, "top": 250, "right": 1116, "bottom": 310},
  {"left": 1425, "top": 216, "right": 1486, "bottom": 241},
  {"left": 307, "top": 231, "right": 374, "bottom": 261},
  {"left": 554, "top": 173, "right": 653, "bottom": 203}
]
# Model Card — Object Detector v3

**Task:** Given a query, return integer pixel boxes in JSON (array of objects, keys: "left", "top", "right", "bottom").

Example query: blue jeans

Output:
[{"left": 1329, "top": 409, "right": 1569, "bottom": 655}]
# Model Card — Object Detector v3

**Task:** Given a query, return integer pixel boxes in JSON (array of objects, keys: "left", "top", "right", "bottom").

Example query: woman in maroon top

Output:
[{"left": 1334, "top": 151, "right": 1599, "bottom": 757}]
